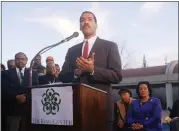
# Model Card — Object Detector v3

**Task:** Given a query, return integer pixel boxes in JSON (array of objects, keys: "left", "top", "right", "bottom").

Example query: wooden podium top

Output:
[{"left": 27, "top": 83, "right": 107, "bottom": 94}]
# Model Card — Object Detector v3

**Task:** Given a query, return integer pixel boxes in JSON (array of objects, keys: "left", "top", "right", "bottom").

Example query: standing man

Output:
[
  {"left": 32, "top": 54, "right": 46, "bottom": 75},
  {"left": 59, "top": 11, "right": 122, "bottom": 131},
  {"left": 1, "top": 52, "right": 39, "bottom": 131},
  {"left": 7, "top": 59, "right": 16, "bottom": 70}
]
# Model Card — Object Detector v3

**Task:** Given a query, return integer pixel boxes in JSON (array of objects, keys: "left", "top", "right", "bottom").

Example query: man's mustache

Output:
[{"left": 83, "top": 24, "right": 90, "bottom": 28}]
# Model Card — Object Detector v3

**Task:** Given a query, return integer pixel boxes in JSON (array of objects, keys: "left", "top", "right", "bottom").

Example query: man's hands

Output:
[
  {"left": 16, "top": 94, "right": 26, "bottom": 104},
  {"left": 131, "top": 123, "right": 144, "bottom": 130},
  {"left": 75, "top": 53, "right": 95, "bottom": 75}
]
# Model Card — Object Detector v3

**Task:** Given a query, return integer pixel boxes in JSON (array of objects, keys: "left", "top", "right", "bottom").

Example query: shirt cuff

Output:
[{"left": 90, "top": 70, "right": 94, "bottom": 75}]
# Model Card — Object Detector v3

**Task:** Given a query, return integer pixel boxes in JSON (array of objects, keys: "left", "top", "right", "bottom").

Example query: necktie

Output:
[
  {"left": 83, "top": 40, "right": 88, "bottom": 59},
  {"left": 19, "top": 68, "right": 24, "bottom": 85}
]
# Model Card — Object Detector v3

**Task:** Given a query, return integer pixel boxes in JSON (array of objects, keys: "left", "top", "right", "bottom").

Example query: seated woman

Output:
[
  {"left": 127, "top": 81, "right": 162, "bottom": 131},
  {"left": 116, "top": 88, "right": 134, "bottom": 131}
]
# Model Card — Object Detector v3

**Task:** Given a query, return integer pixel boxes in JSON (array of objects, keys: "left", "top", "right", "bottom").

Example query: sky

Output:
[{"left": 1, "top": 2, "right": 178, "bottom": 69}]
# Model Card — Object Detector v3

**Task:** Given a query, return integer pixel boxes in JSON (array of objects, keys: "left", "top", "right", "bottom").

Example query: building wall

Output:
[
  {"left": 152, "top": 86, "right": 166, "bottom": 109},
  {"left": 172, "top": 85, "right": 179, "bottom": 101}
]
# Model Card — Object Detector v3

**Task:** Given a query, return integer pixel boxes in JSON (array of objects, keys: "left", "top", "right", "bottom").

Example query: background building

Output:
[{"left": 112, "top": 60, "right": 178, "bottom": 109}]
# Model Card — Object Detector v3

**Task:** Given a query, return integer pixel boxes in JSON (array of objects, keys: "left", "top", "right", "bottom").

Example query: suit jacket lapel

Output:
[
  {"left": 12, "top": 68, "right": 21, "bottom": 85},
  {"left": 88, "top": 37, "right": 101, "bottom": 58},
  {"left": 22, "top": 68, "right": 29, "bottom": 86},
  {"left": 78, "top": 42, "right": 83, "bottom": 57}
]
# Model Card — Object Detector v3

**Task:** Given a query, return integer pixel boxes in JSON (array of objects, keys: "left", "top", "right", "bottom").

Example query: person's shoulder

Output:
[
  {"left": 40, "top": 65, "right": 46, "bottom": 69},
  {"left": 69, "top": 42, "right": 83, "bottom": 51},
  {"left": 6, "top": 68, "right": 15, "bottom": 74},
  {"left": 1, "top": 70, "right": 8, "bottom": 76},
  {"left": 131, "top": 98, "right": 139, "bottom": 104},
  {"left": 98, "top": 37, "right": 117, "bottom": 46},
  {"left": 117, "top": 100, "right": 123, "bottom": 104},
  {"left": 150, "top": 97, "right": 161, "bottom": 104},
  {"left": 39, "top": 74, "right": 46, "bottom": 79}
]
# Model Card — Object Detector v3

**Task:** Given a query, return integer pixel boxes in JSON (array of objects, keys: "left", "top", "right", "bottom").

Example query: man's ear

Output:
[{"left": 80, "top": 24, "right": 82, "bottom": 31}]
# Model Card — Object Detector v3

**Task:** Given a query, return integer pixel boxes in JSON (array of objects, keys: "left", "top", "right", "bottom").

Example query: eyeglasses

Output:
[{"left": 16, "top": 58, "right": 26, "bottom": 61}]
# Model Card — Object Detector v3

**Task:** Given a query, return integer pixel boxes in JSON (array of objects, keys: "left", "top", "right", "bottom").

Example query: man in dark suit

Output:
[
  {"left": 59, "top": 11, "right": 122, "bottom": 131},
  {"left": 32, "top": 54, "right": 46, "bottom": 75},
  {"left": 1, "top": 52, "right": 39, "bottom": 131}
]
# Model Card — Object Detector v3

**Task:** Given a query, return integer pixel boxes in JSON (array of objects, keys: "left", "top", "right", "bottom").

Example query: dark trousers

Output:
[
  {"left": 5, "top": 116, "right": 27, "bottom": 131},
  {"left": 171, "top": 118, "right": 179, "bottom": 131},
  {"left": 2, "top": 115, "right": 6, "bottom": 131},
  {"left": 6, "top": 116, "right": 21, "bottom": 131}
]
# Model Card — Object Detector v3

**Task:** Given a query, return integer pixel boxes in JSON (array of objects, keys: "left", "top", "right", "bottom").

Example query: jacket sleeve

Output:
[
  {"left": 142, "top": 98, "right": 162, "bottom": 128},
  {"left": 90, "top": 42, "right": 122, "bottom": 84},
  {"left": 58, "top": 48, "right": 77, "bottom": 83},
  {"left": 126, "top": 102, "right": 136, "bottom": 125},
  {"left": 1, "top": 71, "right": 19, "bottom": 102}
]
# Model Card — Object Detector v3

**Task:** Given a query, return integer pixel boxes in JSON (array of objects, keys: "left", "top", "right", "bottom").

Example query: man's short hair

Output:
[
  {"left": 7, "top": 59, "right": 15, "bottom": 64},
  {"left": 15, "top": 52, "right": 28, "bottom": 60},
  {"left": 80, "top": 11, "right": 97, "bottom": 23}
]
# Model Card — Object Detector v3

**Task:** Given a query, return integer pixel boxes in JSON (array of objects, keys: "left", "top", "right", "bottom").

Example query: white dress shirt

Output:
[
  {"left": 16, "top": 67, "right": 25, "bottom": 76},
  {"left": 16, "top": 67, "right": 25, "bottom": 83},
  {"left": 74, "top": 35, "right": 97, "bottom": 78},
  {"left": 82, "top": 35, "right": 97, "bottom": 57}
]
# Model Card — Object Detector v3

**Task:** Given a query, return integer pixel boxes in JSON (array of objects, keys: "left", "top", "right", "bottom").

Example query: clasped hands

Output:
[
  {"left": 131, "top": 123, "right": 144, "bottom": 130},
  {"left": 75, "top": 53, "right": 95, "bottom": 76},
  {"left": 16, "top": 94, "right": 26, "bottom": 104}
]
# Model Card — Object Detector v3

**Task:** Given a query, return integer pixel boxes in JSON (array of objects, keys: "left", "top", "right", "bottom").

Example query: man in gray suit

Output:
[{"left": 59, "top": 11, "right": 122, "bottom": 131}]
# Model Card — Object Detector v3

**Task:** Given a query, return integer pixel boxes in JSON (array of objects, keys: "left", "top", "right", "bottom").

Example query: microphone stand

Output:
[{"left": 29, "top": 39, "right": 66, "bottom": 87}]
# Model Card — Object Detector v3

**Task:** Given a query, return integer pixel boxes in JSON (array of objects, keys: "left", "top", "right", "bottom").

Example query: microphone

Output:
[
  {"left": 64, "top": 32, "right": 79, "bottom": 42},
  {"left": 29, "top": 32, "right": 79, "bottom": 86}
]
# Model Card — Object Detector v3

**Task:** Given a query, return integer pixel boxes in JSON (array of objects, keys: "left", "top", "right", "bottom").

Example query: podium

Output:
[{"left": 25, "top": 83, "right": 108, "bottom": 131}]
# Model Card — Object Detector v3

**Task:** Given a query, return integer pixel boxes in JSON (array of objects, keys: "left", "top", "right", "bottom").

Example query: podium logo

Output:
[{"left": 41, "top": 88, "right": 61, "bottom": 115}]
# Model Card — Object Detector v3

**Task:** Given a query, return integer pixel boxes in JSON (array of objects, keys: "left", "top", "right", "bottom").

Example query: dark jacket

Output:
[
  {"left": 39, "top": 74, "right": 59, "bottom": 85},
  {"left": 59, "top": 37, "right": 122, "bottom": 121},
  {"left": 59, "top": 37, "right": 122, "bottom": 91},
  {"left": 1, "top": 68, "right": 39, "bottom": 116},
  {"left": 127, "top": 97, "right": 162, "bottom": 131},
  {"left": 170, "top": 99, "right": 179, "bottom": 118}
]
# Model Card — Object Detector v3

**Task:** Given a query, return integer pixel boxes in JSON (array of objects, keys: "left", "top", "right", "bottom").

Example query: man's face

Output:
[
  {"left": 80, "top": 12, "right": 97, "bottom": 37},
  {"left": 15, "top": 53, "right": 27, "bottom": 69},
  {"left": 55, "top": 65, "right": 60, "bottom": 73},
  {"left": 34, "top": 55, "right": 41, "bottom": 65},
  {"left": 8, "top": 60, "right": 15, "bottom": 69},
  {"left": 46, "top": 60, "right": 54, "bottom": 66},
  {"left": 46, "top": 64, "right": 56, "bottom": 76},
  {"left": 120, "top": 92, "right": 130, "bottom": 103}
]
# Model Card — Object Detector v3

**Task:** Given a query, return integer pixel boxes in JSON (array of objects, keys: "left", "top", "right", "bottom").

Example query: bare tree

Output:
[
  {"left": 164, "top": 56, "right": 168, "bottom": 65},
  {"left": 142, "top": 54, "right": 147, "bottom": 68},
  {"left": 118, "top": 40, "right": 133, "bottom": 69}
]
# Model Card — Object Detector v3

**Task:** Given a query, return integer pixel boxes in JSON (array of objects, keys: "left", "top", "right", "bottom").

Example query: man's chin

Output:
[{"left": 83, "top": 32, "right": 93, "bottom": 37}]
